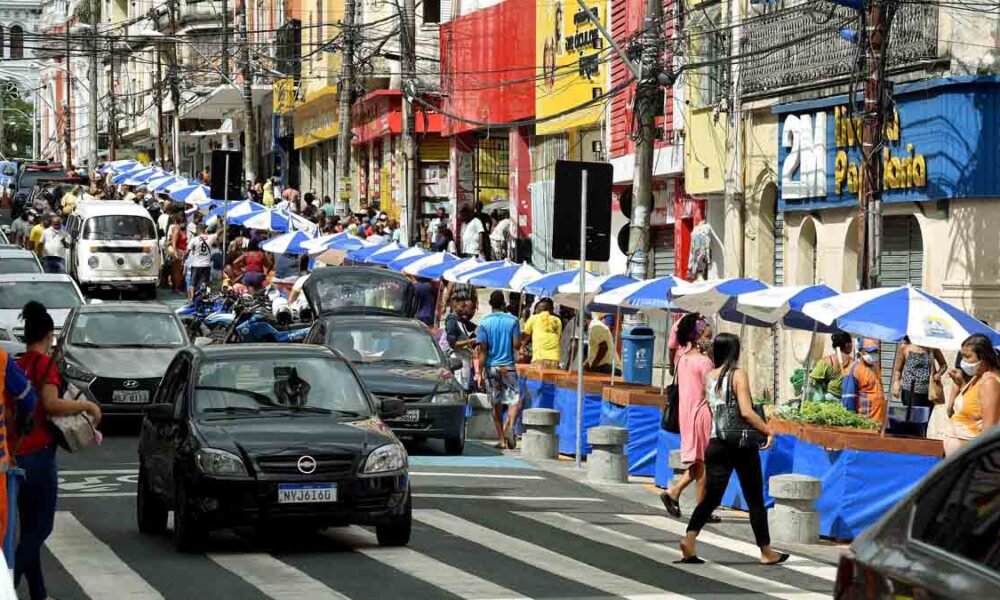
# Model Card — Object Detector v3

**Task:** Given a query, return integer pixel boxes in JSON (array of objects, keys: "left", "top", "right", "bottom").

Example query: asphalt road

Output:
[{"left": 23, "top": 289, "right": 837, "bottom": 599}]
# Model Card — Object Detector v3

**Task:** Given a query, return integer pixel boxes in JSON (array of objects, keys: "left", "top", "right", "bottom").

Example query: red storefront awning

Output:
[{"left": 351, "top": 90, "right": 444, "bottom": 145}]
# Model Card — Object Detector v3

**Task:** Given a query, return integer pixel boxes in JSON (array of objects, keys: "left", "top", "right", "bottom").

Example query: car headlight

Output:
[
  {"left": 62, "top": 361, "right": 95, "bottom": 383},
  {"left": 195, "top": 448, "right": 248, "bottom": 477},
  {"left": 87, "top": 256, "right": 99, "bottom": 268},
  {"left": 362, "top": 444, "right": 407, "bottom": 474},
  {"left": 140, "top": 255, "right": 154, "bottom": 269},
  {"left": 430, "top": 392, "right": 465, "bottom": 405}
]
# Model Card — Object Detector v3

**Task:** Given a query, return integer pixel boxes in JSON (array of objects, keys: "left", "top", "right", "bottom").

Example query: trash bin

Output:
[{"left": 622, "top": 326, "right": 655, "bottom": 385}]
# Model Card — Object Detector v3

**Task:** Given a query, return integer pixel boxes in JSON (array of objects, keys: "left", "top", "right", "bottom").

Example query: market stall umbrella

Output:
[
  {"left": 402, "top": 252, "right": 461, "bottom": 278},
  {"left": 387, "top": 248, "right": 431, "bottom": 271},
  {"left": 466, "top": 262, "right": 544, "bottom": 292},
  {"left": 345, "top": 241, "right": 394, "bottom": 262},
  {"left": 553, "top": 273, "right": 638, "bottom": 309},
  {"left": 735, "top": 284, "right": 839, "bottom": 332},
  {"left": 150, "top": 175, "right": 187, "bottom": 192},
  {"left": 521, "top": 269, "right": 586, "bottom": 297},
  {"left": 208, "top": 199, "right": 266, "bottom": 220},
  {"left": 446, "top": 259, "right": 504, "bottom": 283},
  {"left": 124, "top": 168, "right": 165, "bottom": 186},
  {"left": 166, "top": 178, "right": 197, "bottom": 193},
  {"left": 145, "top": 174, "right": 175, "bottom": 191},
  {"left": 593, "top": 275, "right": 690, "bottom": 311},
  {"left": 170, "top": 184, "right": 211, "bottom": 203},
  {"left": 261, "top": 230, "right": 316, "bottom": 255},
  {"left": 112, "top": 167, "right": 154, "bottom": 185},
  {"left": 801, "top": 285, "right": 1000, "bottom": 350},
  {"left": 368, "top": 244, "right": 421, "bottom": 266},
  {"left": 236, "top": 208, "right": 315, "bottom": 233},
  {"left": 105, "top": 159, "right": 138, "bottom": 173},
  {"left": 670, "top": 277, "right": 770, "bottom": 318},
  {"left": 302, "top": 232, "right": 348, "bottom": 253}
]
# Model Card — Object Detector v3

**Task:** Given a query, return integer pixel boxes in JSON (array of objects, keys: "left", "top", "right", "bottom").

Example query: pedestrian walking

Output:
[
  {"left": 520, "top": 298, "right": 562, "bottom": 369},
  {"left": 679, "top": 332, "right": 786, "bottom": 566},
  {"left": 444, "top": 298, "right": 478, "bottom": 392},
  {"left": 10, "top": 210, "right": 31, "bottom": 247},
  {"left": 40, "top": 216, "right": 70, "bottom": 274},
  {"left": 168, "top": 212, "right": 188, "bottom": 294},
  {"left": 458, "top": 205, "right": 486, "bottom": 258},
  {"left": 477, "top": 291, "right": 522, "bottom": 449},
  {"left": 14, "top": 302, "right": 101, "bottom": 600},
  {"left": 411, "top": 276, "right": 438, "bottom": 328},
  {"left": 660, "top": 313, "right": 714, "bottom": 519},
  {"left": 943, "top": 333, "right": 1000, "bottom": 456},
  {"left": 27, "top": 212, "right": 45, "bottom": 256},
  {"left": 188, "top": 223, "right": 217, "bottom": 298}
]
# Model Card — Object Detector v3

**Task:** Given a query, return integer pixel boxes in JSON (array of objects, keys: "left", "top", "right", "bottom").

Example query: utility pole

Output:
[
  {"left": 169, "top": 0, "right": 181, "bottom": 172},
  {"left": 400, "top": 0, "right": 417, "bottom": 243},
  {"left": 221, "top": 0, "right": 230, "bottom": 81},
  {"left": 109, "top": 41, "right": 116, "bottom": 161},
  {"left": 240, "top": 0, "right": 257, "bottom": 183},
  {"left": 860, "top": 1, "right": 892, "bottom": 289},
  {"left": 88, "top": 2, "right": 99, "bottom": 173},
  {"left": 725, "top": 0, "right": 744, "bottom": 277},
  {"left": 155, "top": 43, "right": 165, "bottom": 164},
  {"left": 336, "top": 0, "right": 358, "bottom": 215},
  {"left": 626, "top": 0, "right": 663, "bottom": 280},
  {"left": 64, "top": 20, "right": 73, "bottom": 171}
]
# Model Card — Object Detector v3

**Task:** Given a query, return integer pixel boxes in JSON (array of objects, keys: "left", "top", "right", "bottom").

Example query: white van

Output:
[{"left": 66, "top": 200, "right": 161, "bottom": 298}]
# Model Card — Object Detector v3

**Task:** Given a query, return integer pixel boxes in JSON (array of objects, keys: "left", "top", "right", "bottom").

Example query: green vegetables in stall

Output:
[{"left": 777, "top": 400, "right": 880, "bottom": 430}]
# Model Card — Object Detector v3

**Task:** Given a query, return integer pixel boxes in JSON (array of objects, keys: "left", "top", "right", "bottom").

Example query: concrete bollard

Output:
[
  {"left": 466, "top": 392, "right": 498, "bottom": 440},
  {"left": 586, "top": 426, "right": 629, "bottom": 483},
  {"left": 768, "top": 474, "right": 822, "bottom": 544},
  {"left": 522, "top": 408, "right": 560, "bottom": 459},
  {"left": 668, "top": 449, "right": 686, "bottom": 486}
]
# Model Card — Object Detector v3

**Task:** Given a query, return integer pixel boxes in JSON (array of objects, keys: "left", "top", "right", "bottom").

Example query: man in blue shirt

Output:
[{"left": 477, "top": 290, "right": 521, "bottom": 449}]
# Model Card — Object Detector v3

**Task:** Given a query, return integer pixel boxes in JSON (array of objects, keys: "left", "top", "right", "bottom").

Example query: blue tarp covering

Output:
[
  {"left": 654, "top": 429, "right": 683, "bottom": 488},
  {"left": 521, "top": 376, "right": 557, "bottom": 410},
  {"left": 600, "top": 401, "right": 662, "bottom": 476},
  {"left": 554, "top": 384, "right": 604, "bottom": 456}
]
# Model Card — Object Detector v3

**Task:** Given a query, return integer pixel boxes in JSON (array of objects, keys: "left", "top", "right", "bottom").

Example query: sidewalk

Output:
[{"left": 512, "top": 448, "right": 849, "bottom": 566}]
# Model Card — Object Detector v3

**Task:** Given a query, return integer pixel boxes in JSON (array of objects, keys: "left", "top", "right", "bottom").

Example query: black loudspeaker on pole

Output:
[
  {"left": 210, "top": 150, "right": 244, "bottom": 201},
  {"left": 551, "top": 160, "right": 613, "bottom": 262}
]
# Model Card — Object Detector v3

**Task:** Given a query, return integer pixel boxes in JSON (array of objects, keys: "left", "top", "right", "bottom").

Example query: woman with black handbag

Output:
[{"left": 679, "top": 333, "right": 789, "bottom": 566}]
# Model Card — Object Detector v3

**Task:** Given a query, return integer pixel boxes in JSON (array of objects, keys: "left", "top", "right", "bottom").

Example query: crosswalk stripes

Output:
[
  {"left": 209, "top": 553, "right": 352, "bottom": 600},
  {"left": 414, "top": 508, "right": 694, "bottom": 600},
  {"left": 40, "top": 508, "right": 836, "bottom": 600},
  {"left": 46, "top": 512, "right": 163, "bottom": 600},
  {"left": 516, "top": 512, "right": 828, "bottom": 600},
  {"left": 328, "top": 527, "right": 530, "bottom": 600},
  {"left": 618, "top": 514, "right": 838, "bottom": 582}
]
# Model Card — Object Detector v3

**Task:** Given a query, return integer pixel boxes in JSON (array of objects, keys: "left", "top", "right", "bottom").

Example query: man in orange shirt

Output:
[{"left": 844, "top": 338, "right": 887, "bottom": 427}]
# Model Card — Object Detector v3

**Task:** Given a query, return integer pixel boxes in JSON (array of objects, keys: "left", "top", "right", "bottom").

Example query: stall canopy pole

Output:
[
  {"left": 801, "top": 321, "right": 818, "bottom": 405},
  {"left": 660, "top": 311, "right": 671, "bottom": 392},
  {"left": 611, "top": 305, "right": 621, "bottom": 387},
  {"left": 575, "top": 169, "right": 588, "bottom": 469}
]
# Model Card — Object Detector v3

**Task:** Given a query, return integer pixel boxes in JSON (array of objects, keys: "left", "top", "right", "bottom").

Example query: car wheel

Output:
[
  {"left": 136, "top": 464, "right": 167, "bottom": 535},
  {"left": 444, "top": 421, "right": 466, "bottom": 456},
  {"left": 173, "top": 482, "right": 205, "bottom": 552},
  {"left": 375, "top": 494, "right": 412, "bottom": 547}
]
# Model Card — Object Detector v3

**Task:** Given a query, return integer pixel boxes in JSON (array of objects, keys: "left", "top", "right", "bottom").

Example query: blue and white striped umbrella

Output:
[
  {"left": 368, "top": 244, "right": 420, "bottom": 266},
  {"left": 670, "top": 278, "right": 770, "bottom": 317},
  {"left": 302, "top": 232, "right": 346, "bottom": 253},
  {"left": 345, "top": 242, "right": 395, "bottom": 262},
  {"left": 302, "top": 232, "right": 358, "bottom": 255},
  {"left": 166, "top": 178, "right": 196, "bottom": 193},
  {"left": 150, "top": 175, "right": 187, "bottom": 192},
  {"left": 802, "top": 285, "right": 1000, "bottom": 350},
  {"left": 208, "top": 200, "right": 265, "bottom": 220},
  {"left": 238, "top": 208, "right": 306, "bottom": 232},
  {"left": 592, "top": 276, "right": 689, "bottom": 311},
  {"left": 402, "top": 252, "right": 461, "bottom": 278},
  {"left": 261, "top": 230, "right": 316, "bottom": 255},
  {"left": 446, "top": 260, "right": 503, "bottom": 283},
  {"left": 552, "top": 273, "right": 639, "bottom": 309},
  {"left": 144, "top": 174, "right": 175, "bottom": 191},
  {"left": 124, "top": 168, "right": 165, "bottom": 186},
  {"left": 521, "top": 269, "right": 588, "bottom": 297},
  {"left": 113, "top": 167, "right": 154, "bottom": 185},
  {"left": 466, "top": 262, "right": 544, "bottom": 291},
  {"left": 170, "top": 184, "right": 211, "bottom": 203},
  {"left": 387, "top": 248, "right": 430, "bottom": 271},
  {"left": 735, "top": 285, "right": 839, "bottom": 332}
]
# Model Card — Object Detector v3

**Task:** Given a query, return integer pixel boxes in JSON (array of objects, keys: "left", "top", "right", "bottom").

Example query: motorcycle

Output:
[
  {"left": 176, "top": 291, "right": 238, "bottom": 339},
  {"left": 217, "top": 294, "right": 312, "bottom": 344}
]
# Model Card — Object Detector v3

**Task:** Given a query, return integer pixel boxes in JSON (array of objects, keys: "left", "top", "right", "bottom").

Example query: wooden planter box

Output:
[{"left": 769, "top": 418, "right": 943, "bottom": 457}]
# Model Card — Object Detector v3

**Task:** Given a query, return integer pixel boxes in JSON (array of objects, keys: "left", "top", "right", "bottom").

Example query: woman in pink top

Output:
[{"left": 661, "top": 313, "right": 716, "bottom": 520}]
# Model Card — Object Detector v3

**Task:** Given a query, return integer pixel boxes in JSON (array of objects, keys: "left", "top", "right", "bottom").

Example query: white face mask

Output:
[
  {"left": 960, "top": 359, "right": 981, "bottom": 377},
  {"left": 862, "top": 353, "right": 877, "bottom": 365}
]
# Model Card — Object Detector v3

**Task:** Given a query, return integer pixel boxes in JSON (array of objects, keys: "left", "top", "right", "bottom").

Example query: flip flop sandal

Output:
[
  {"left": 761, "top": 553, "right": 791, "bottom": 566},
  {"left": 659, "top": 492, "right": 682, "bottom": 518},
  {"left": 674, "top": 556, "right": 705, "bottom": 564}
]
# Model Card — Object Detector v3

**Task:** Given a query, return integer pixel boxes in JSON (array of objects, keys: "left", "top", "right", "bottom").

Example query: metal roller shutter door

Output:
[
  {"left": 649, "top": 226, "right": 675, "bottom": 278},
  {"left": 879, "top": 215, "right": 923, "bottom": 391}
]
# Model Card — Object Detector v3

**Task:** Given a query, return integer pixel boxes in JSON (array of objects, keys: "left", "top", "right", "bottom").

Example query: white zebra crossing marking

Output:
[
  {"left": 518, "top": 512, "right": 828, "bottom": 600},
  {"left": 47, "top": 512, "right": 163, "bottom": 599},
  {"left": 329, "top": 527, "right": 531, "bottom": 600},
  {"left": 209, "top": 553, "right": 353, "bottom": 599},
  {"left": 619, "top": 514, "right": 838, "bottom": 582},
  {"left": 414, "top": 509, "right": 694, "bottom": 600}
]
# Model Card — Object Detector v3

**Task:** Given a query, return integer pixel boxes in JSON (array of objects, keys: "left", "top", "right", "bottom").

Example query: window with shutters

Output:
[
  {"left": 424, "top": 0, "right": 441, "bottom": 23},
  {"left": 9, "top": 25, "right": 22, "bottom": 60},
  {"left": 649, "top": 226, "right": 675, "bottom": 278},
  {"left": 879, "top": 214, "right": 924, "bottom": 391}
]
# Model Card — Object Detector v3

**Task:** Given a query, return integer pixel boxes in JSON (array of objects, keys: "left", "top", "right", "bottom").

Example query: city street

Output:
[{"left": 44, "top": 428, "right": 836, "bottom": 600}]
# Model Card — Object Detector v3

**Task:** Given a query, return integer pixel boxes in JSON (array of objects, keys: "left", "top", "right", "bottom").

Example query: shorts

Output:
[
  {"left": 191, "top": 266, "right": 212, "bottom": 292},
  {"left": 485, "top": 366, "right": 520, "bottom": 407},
  {"left": 243, "top": 270, "right": 265, "bottom": 288},
  {"left": 531, "top": 359, "right": 561, "bottom": 370}
]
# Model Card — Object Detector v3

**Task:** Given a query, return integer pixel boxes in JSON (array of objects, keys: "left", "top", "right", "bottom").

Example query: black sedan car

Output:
[
  {"left": 305, "top": 315, "right": 468, "bottom": 454},
  {"left": 835, "top": 426, "right": 1000, "bottom": 598},
  {"left": 137, "top": 344, "right": 411, "bottom": 551},
  {"left": 56, "top": 302, "right": 189, "bottom": 415}
]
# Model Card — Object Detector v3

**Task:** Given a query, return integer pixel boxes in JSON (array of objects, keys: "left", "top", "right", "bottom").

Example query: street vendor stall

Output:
[{"left": 601, "top": 385, "right": 666, "bottom": 476}]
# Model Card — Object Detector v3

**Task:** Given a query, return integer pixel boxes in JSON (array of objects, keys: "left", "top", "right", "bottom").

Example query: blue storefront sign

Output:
[{"left": 775, "top": 76, "right": 1000, "bottom": 212}]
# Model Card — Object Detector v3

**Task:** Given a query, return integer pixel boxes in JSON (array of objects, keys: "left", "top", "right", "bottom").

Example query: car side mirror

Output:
[
  {"left": 378, "top": 397, "right": 406, "bottom": 420},
  {"left": 449, "top": 356, "right": 463, "bottom": 371},
  {"left": 147, "top": 403, "right": 176, "bottom": 422}
]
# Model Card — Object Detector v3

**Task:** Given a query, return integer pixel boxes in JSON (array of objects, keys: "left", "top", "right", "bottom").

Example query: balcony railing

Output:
[{"left": 741, "top": 2, "right": 938, "bottom": 97}]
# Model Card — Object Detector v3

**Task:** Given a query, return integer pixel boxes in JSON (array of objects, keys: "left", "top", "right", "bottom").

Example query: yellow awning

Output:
[{"left": 293, "top": 86, "right": 340, "bottom": 149}]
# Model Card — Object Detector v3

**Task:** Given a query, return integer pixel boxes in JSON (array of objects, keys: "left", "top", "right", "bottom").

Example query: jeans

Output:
[
  {"left": 688, "top": 438, "right": 770, "bottom": 547},
  {"left": 42, "top": 256, "right": 65, "bottom": 274},
  {"left": 15, "top": 446, "right": 58, "bottom": 600}
]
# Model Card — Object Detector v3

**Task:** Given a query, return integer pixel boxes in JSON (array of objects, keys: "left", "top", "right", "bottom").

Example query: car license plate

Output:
[
  {"left": 396, "top": 409, "right": 420, "bottom": 423},
  {"left": 277, "top": 483, "right": 337, "bottom": 504},
  {"left": 112, "top": 390, "right": 149, "bottom": 404}
]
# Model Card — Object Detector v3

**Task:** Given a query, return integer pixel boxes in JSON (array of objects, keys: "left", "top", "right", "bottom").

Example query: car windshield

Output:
[
  {"left": 326, "top": 325, "right": 443, "bottom": 366},
  {"left": 0, "top": 258, "right": 41, "bottom": 274},
  {"left": 0, "top": 281, "right": 81, "bottom": 309},
  {"left": 19, "top": 170, "right": 68, "bottom": 190},
  {"left": 194, "top": 357, "right": 373, "bottom": 417},
  {"left": 69, "top": 312, "right": 185, "bottom": 347},
  {"left": 83, "top": 215, "right": 157, "bottom": 241}
]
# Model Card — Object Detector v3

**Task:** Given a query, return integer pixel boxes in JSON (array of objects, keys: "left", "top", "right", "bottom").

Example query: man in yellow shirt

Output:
[
  {"left": 585, "top": 312, "right": 621, "bottom": 375},
  {"left": 61, "top": 185, "right": 80, "bottom": 216},
  {"left": 28, "top": 212, "right": 46, "bottom": 256},
  {"left": 521, "top": 298, "right": 562, "bottom": 369}
]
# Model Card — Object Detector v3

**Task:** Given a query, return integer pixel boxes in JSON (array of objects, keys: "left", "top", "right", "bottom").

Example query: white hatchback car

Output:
[{"left": 0, "top": 273, "right": 86, "bottom": 341}]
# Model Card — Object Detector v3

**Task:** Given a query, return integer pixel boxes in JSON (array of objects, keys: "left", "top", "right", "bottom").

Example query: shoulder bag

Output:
[
  {"left": 713, "top": 371, "right": 768, "bottom": 449},
  {"left": 661, "top": 357, "right": 680, "bottom": 433},
  {"left": 31, "top": 355, "right": 99, "bottom": 453}
]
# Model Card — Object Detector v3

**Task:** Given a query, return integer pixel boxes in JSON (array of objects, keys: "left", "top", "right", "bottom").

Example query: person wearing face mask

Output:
[
  {"left": 660, "top": 313, "right": 716, "bottom": 520},
  {"left": 841, "top": 338, "right": 887, "bottom": 427},
  {"left": 943, "top": 334, "right": 1000, "bottom": 456}
]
